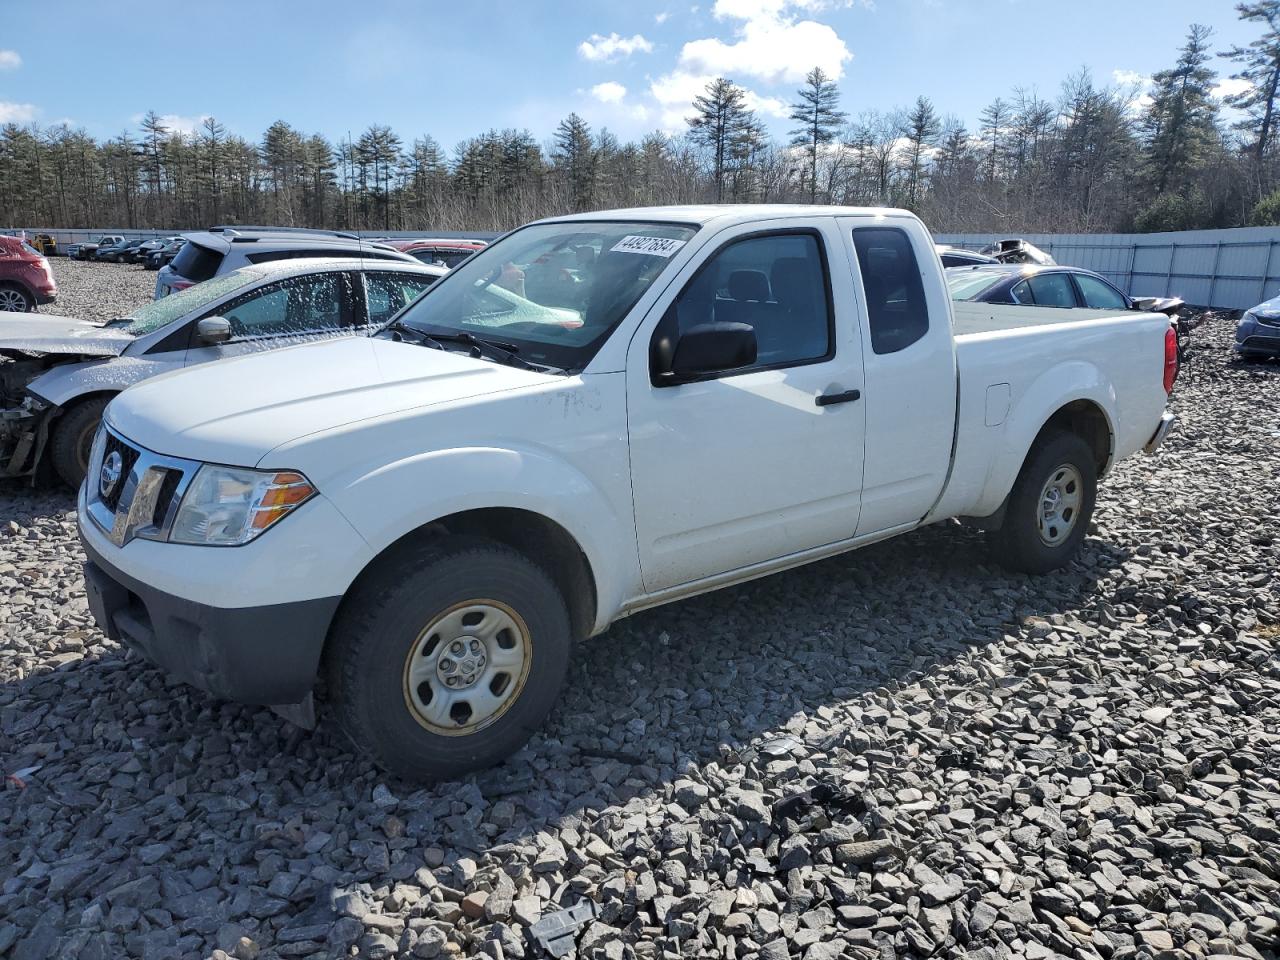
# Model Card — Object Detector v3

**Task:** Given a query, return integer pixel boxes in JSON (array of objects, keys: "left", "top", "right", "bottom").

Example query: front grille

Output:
[
  {"left": 86, "top": 426, "right": 200, "bottom": 548},
  {"left": 152, "top": 469, "right": 184, "bottom": 526},
  {"left": 100, "top": 433, "right": 141, "bottom": 511}
]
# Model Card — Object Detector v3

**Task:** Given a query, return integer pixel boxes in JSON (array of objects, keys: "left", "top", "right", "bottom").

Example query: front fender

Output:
[
  {"left": 975, "top": 360, "right": 1116, "bottom": 516},
  {"left": 28, "top": 355, "right": 182, "bottom": 408},
  {"left": 322, "top": 444, "right": 637, "bottom": 632}
]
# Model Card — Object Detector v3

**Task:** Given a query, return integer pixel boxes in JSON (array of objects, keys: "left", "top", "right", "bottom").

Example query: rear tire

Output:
[
  {"left": 326, "top": 537, "right": 572, "bottom": 782},
  {"left": 50, "top": 397, "right": 111, "bottom": 489},
  {"left": 0, "top": 283, "right": 34, "bottom": 312},
  {"left": 991, "top": 431, "right": 1097, "bottom": 574}
]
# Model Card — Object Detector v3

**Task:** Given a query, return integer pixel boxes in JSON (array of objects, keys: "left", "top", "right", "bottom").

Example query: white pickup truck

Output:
[{"left": 78, "top": 205, "right": 1178, "bottom": 781}]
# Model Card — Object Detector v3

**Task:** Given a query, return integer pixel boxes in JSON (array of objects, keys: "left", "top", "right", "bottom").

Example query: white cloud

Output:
[
  {"left": 742, "top": 89, "right": 789, "bottom": 118},
  {"left": 591, "top": 81, "right": 628, "bottom": 104},
  {"left": 130, "top": 112, "right": 211, "bottom": 136},
  {"left": 0, "top": 50, "right": 20, "bottom": 71},
  {"left": 1214, "top": 77, "right": 1253, "bottom": 100},
  {"left": 678, "top": 0, "right": 852, "bottom": 83},
  {"left": 0, "top": 101, "right": 38, "bottom": 123},
  {"left": 649, "top": 70, "right": 788, "bottom": 131},
  {"left": 655, "top": 11, "right": 670, "bottom": 23},
  {"left": 1111, "top": 69, "right": 1149, "bottom": 88},
  {"left": 578, "top": 32, "right": 654, "bottom": 62},
  {"left": 651, "top": 70, "right": 716, "bottom": 130}
]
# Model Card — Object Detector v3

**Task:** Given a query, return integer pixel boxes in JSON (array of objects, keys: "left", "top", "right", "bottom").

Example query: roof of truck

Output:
[{"left": 543, "top": 204, "right": 917, "bottom": 227}]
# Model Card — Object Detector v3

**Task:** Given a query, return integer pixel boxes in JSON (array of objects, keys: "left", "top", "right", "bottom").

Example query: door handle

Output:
[{"left": 815, "top": 389, "right": 861, "bottom": 407}]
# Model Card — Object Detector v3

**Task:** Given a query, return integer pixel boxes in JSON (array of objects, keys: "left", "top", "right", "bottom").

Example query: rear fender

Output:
[{"left": 974, "top": 361, "right": 1116, "bottom": 516}]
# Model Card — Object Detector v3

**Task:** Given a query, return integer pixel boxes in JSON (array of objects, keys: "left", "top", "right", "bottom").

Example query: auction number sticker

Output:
[{"left": 610, "top": 235, "right": 687, "bottom": 257}]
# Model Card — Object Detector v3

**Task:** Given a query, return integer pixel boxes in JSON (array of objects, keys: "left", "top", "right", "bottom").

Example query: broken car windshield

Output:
[{"left": 116, "top": 271, "right": 257, "bottom": 336}]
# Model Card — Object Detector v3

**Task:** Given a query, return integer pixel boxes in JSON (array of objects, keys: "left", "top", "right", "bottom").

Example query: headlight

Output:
[
  {"left": 170, "top": 465, "right": 316, "bottom": 546},
  {"left": 1253, "top": 311, "right": 1280, "bottom": 327},
  {"left": 85, "top": 424, "right": 107, "bottom": 488}
]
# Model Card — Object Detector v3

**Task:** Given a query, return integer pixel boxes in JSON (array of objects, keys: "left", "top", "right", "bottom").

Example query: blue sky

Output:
[{"left": 0, "top": 0, "right": 1260, "bottom": 149}]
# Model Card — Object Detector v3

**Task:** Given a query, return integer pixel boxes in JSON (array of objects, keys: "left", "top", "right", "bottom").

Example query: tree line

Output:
[{"left": 4, "top": 4, "right": 1280, "bottom": 236}]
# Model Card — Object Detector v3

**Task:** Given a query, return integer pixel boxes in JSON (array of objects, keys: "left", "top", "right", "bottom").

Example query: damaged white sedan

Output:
[{"left": 0, "top": 258, "right": 444, "bottom": 486}]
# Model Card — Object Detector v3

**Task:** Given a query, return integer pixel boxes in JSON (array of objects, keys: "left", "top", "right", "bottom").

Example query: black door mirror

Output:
[{"left": 657, "top": 321, "right": 757, "bottom": 383}]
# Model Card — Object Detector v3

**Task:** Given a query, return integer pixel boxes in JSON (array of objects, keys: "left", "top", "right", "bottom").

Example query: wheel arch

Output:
[
  {"left": 335, "top": 506, "right": 599, "bottom": 647},
  {"left": 1033, "top": 398, "right": 1113, "bottom": 477}
]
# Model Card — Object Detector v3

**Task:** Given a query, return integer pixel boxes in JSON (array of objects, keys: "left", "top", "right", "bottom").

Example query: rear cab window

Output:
[
  {"left": 852, "top": 227, "right": 930, "bottom": 354},
  {"left": 171, "top": 242, "right": 224, "bottom": 283}
]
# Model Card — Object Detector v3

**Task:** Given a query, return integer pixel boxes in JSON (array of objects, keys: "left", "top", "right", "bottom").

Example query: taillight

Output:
[
  {"left": 169, "top": 279, "right": 194, "bottom": 292},
  {"left": 1163, "top": 326, "right": 1179, "bottom": 394}
]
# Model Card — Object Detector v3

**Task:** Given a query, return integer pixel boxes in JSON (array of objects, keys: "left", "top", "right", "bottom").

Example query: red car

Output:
[
  {"left": 385, "top": 238, "right": 487, "bottom": 268},
  {"left": 0, "top": 236, "right": 57, "bottom": 312}
]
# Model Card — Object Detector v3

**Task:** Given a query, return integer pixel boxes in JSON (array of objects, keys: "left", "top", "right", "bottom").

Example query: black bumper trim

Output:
[{"left": 81, "top": 536, "right": 341, "bottom": 706}]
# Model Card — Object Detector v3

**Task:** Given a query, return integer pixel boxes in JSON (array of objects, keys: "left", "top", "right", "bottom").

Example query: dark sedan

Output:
[{"left": 946, "top": 264, "right": 1183, "bottom": 316}]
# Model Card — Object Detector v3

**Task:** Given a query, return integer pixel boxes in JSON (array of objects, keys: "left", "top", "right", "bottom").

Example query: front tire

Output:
[
  {"left": 326, "top": 537, "right": 572, "bottom": 782},
  {"left": 0, "top": 283, "right": 34, "bottom": 312},
  {"left": 50, "top": 397, "right": 111, "bottom": 489},
  {"left": 991, "top": 431, "right": 1097, "bottom": 574}
]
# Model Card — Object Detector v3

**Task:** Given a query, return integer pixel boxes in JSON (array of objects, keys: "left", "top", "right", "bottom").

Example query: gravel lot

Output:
[{"left": 1, "top": 262, "right": 1278, "bottom": 960}]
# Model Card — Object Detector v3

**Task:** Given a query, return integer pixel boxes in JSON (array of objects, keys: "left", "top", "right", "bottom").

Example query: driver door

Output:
[
  {"left": 183, "top": 270, "right": 357, "bottom": 366},
  {"left": 625, "top": 219, "right": 866, "bottom": 593}
]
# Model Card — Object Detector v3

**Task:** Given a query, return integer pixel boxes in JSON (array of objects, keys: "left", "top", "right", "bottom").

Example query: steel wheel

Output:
[
  {"left": 402, "top": 599, "right": 532, "bottom": 736},
  {"left": 1038, "top": 463, "right": 1083, "bottom": 546},
  {"left": 0, "top": 286, "right": 32, "bottom": 312}
]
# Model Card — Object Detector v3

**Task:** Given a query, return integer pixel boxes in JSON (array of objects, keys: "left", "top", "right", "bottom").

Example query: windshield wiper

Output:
[
  {"left": 422, "top": 330, "right": 523, "bottom": 353},
  {"left": 384, "top": 322, "right": 564, "bottom": 374},
  {"left": 420, "top": 332, "right": 542, "bottom": 372}
]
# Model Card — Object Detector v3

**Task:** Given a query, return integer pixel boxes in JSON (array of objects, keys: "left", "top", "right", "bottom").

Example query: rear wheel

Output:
[
  {"left": 326, "top": 537, "right": 572, "bottom": 782},
  {"left": 50, "top": 397, "right": 111, "bottom": 489},
  {"left": 0, "top": 283, "right": 34, "bottom": 312},
  {"left": 991, "top": 431, "right": 1097, "bottom": 574}
]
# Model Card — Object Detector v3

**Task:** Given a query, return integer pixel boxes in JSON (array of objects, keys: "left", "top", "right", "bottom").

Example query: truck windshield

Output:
[
  {"left": 946, "top": 268, "right": 1008, "bottom": 301},
  {"left": 390, "top": 221, "right": 699, "bottom": 373},
  {"left": 117, "top": 270, "right": 256, "bottom": 336}
]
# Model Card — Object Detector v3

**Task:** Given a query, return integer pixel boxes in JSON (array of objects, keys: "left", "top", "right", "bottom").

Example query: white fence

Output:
[{"left": 935, "top": 225, "right": 1280, "bottom": 311}]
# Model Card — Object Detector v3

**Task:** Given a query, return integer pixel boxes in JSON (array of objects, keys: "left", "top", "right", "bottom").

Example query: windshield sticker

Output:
[{"left": 610, "top": 235, "right": 687, "bottom": 258}]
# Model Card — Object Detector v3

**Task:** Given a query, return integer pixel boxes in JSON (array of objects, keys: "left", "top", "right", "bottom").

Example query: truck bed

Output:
[{"left": 952, "top": 301, "right": 1143, "bottom": 337}]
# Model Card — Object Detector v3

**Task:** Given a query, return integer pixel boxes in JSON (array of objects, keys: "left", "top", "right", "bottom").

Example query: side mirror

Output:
[
  {"left": 658, "top": 321, "right": 757, "bottom": 382},
  {"left": 196, "top": 316, "right": 232, "bottom": 345}
]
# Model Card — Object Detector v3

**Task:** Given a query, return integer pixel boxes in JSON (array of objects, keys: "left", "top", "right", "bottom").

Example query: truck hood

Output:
[
  {"left": 0, "top": 313, "right": 133, "bottom": 357},
  {"left": 107, "top": 335, "right": 557, "bottom": 466}
]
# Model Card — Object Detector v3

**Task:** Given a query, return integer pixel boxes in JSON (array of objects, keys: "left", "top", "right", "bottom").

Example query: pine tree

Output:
[
  {"left": 1221, "top": 2, "right": 1280, "bottom": 161},
  {"left": 979, "top": 97, "right": 1011, "bottom": 182},
  {"left": 1144, "top": 24, "right": 1221, "bottom": 194},
  {"left": 552, "top": 113, "right": 596, "bottom": 211},
  {"left": 901, "top": 96, "right": 941, "bottom": 208},
  {"left": 688, "top": 78, "right": 754, "bottom": 202},
  {"left": 788, "top": 67, "right": 847, "bottom": 203},
  {"left": 198, "top": 116, "right": 226, "bottom": 224},
  {"left": 139, "top": 111, "right": 169, "bottom": 225}
]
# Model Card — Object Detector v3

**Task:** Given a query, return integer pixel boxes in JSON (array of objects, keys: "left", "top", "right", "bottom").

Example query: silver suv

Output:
[{"left": 154, "top": 227, "right": 419, "bottom": 299}]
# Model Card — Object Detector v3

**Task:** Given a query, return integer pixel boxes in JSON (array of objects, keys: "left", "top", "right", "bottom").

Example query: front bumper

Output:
[
  {"left": 1235, "top": 314, "right": 1280, "bottom": 355},
  {"left": 81, "top": 533, "right": 340, "bottom": 705}
]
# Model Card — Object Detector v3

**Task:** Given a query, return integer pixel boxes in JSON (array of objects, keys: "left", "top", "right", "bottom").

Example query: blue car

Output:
[{"left": 1236, "top": 294, "right": 1280, "bottom": 358}]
